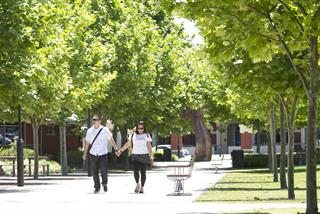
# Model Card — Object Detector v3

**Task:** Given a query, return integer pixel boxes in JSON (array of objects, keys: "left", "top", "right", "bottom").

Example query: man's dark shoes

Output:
[
  {"left": 103, "top": 185, "right": 108, "bottom": 192},
  {"left": 93, "top": 188, "right": 100, "bottom": 194}
]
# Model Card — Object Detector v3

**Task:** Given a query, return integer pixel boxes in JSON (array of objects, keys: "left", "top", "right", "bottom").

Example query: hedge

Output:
[{"left": 241, "top": 152, "right": 320, "bottom": 168}]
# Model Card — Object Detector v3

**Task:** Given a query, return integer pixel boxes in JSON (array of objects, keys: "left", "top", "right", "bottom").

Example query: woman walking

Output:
[{"left": 118, "top": 121, "right": 153, "bottom": 193}]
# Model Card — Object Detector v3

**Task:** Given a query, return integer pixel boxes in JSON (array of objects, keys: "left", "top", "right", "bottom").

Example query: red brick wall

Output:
[
  {"left": 24, "top": 123, "right": 80, "bottom": 160},
  {"left": 171, "top": 134, "right": 182, "bottom": 150},
  {"left": 240, "top": 132, "right": 252, "bottom": 149}
]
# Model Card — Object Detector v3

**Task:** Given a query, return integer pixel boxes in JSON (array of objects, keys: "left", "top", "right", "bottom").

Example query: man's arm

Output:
[
  {"left": 109, "top": 137, "right": 119, "bottom": 151},
  {"left": 82, "top": 139, "right": 89, "bottom": 160}
]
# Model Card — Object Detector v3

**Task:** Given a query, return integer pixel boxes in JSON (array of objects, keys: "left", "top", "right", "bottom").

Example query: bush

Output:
[
  {"left": 171, "top": 154, "right": 179, "bottom": 161},
  {"left": 0, "top": 143, "right": 61, "bottom": 175},
  {"left": 153, "top": 151, "right": 164, "bottom": 161},
  {"left": 244, "top": 154, "right": 268, "bottom": 168},
  {"left": 242, "top": 151, "right": 320, "bottom": 168},
  {"left": 67, "top": 150, "right": 83, "bottom": 169},
  {"left": 0, "top": 143, "right": 34, "bottom": 157},
  {"left": 153, "top": 151, "right": 178, "bottom": 162}
]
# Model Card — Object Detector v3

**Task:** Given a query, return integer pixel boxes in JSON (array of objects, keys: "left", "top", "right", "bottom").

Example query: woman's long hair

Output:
[{"left": 135, "top": 121, "right": 147, "bottom": 134}]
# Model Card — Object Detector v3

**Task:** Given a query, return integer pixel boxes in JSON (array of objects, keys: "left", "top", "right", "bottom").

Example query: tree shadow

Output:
[
  {"left": 207, "top": 187, "right": 282, "bottom": 191},
  {"left": 216, "top": 181, "right": 275, "bottom": 184},
  {"left": 0, "top": 188, "right": 30, "bottom": 193}
]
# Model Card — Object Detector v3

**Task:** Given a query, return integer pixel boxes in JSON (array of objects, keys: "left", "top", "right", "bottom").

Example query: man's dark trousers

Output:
[{"left": 90, "top": 154, "right": 108, "bottom": 190}]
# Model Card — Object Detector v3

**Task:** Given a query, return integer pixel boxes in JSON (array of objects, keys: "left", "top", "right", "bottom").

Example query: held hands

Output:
[{"left": 115, "top": 150, "right": 122, "bottom": 157}]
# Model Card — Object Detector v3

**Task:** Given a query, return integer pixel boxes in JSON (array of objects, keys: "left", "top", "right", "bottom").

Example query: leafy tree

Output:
[{"left": 165, "top": 1, "right": 320, "bottom": 211}]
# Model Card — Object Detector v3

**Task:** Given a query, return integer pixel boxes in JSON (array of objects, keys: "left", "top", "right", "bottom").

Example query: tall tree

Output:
[{"left": 165, "top": 1, "right": 320, "bottom": 211}]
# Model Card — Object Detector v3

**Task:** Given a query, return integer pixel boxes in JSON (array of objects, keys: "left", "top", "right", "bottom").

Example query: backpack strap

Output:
[
  {"left": 87, "top": 128, "right": 103, "bottom": 155},
  {"left": 131, "top": 132, "right": 150, "bottom": 149}
]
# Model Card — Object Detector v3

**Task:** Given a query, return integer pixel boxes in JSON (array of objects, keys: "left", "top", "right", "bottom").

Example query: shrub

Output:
[
  {"left": 0, "top": 143, "right": 34, "bottom": 157},
  {"left": 171, "top": 154, "right": 179, "bottom": 161},
  {"left": 244, "top": 154, "right": 268, "bottom": 168},
  {"left": 153, "top": 151, "right": 178, "bottom": 162},
  {"left": 67, "top": 150, "right": 83, "bottom": 169},
  {"left": 241, "top": 151, "right": 320, "bottom": 169}
]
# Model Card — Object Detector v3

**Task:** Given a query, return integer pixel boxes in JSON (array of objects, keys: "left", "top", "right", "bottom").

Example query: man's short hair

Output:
[{"left": 92, "top": 115, "right": 103, "bottom": 120}]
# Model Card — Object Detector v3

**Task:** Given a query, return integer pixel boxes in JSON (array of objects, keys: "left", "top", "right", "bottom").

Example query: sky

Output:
[{"left": 174, "top": 17, "right": 204, "bottom": 45}]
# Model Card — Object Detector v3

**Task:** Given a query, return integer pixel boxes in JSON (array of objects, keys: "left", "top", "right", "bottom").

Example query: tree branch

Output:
[
  {"left": 247, "top": 4, "right": 309, "bottom": 93},
  {"left": 249, "top": 4, "right": 310, "bottom": 94},
  {"left": 277, "top": 0, "right": 304, "bottom": 34},
  {"left": 290, "top": 95, "right": 298, "bottom": 124},
  {"left": 293, "top": 2, "right": 308, "bottom": 16},
  {"left": 313, "top": 4, "right": 320, "bottom": 18},
  {"left": 257, "top": 33, "right": 279, "bottom": 42}
]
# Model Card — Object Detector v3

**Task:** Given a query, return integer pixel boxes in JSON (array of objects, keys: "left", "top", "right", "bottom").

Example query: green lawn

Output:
[
  {"left": 197, "top": 166, "right": 320, "bottom": 203},
  {"left": 226, "top": 207, "right": 304, "bottom": 214}
]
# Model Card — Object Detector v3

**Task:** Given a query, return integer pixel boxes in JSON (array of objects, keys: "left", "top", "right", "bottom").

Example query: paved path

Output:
[
  {"left": 0, "top": 155, "right": 307, "bottom": 213},
  {"left": 0, "top": 156, "right": 226, "bottom": 214}
]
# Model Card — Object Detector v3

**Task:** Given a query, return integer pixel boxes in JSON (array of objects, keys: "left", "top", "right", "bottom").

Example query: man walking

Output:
[{"left": 83, "top": 115, "right": 120, "bottom": 193}]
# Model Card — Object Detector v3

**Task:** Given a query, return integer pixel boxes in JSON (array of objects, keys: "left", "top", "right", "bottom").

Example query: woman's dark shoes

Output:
[{"left": 93, "top": 188, "right": 100, "bottom": 194}]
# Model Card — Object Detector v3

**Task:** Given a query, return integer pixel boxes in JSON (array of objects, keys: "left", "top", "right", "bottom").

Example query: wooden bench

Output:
[
  {"left": 166, "top": 156, "right": 195, "bottom": 196},
  {"left": 212, "top": 155, "right": 224, "bottom": 174},
  {"left": 0, "top": 156, "right": 16, "bottom": 176},
  {"left": 27, "top": 156, "right": 50, "bottom": 176},
  {"left": 0, "top": 156, "right": 50, "bottom": 176}
]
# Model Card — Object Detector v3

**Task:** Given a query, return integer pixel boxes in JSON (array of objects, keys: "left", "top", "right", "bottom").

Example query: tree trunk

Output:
[
  {"left": 120, "top": 126, "right": 129, "bottom": 171},
  {"left": 306, "top": 93, "right": 318, "bottom": 212},
  {"left": 152, "top": 131, "right": 158, "bottom": 147},
  {"left": 269, "top": 102, "right": 278, "bottom": 182},
  {"left": 110, "top": 127, "right": 118, "bottom": 168},
  {"left": 31, "top": 120, "right": 40, "bottom": 179},
  {"left": 59, "top": 126, "right": 68, "bottom": 176},
  {"left": 267, "top": 133, "right": 272, "bottom": 171},
  {"left": 287, "top": 123, "right": 295, "bottom": 199},
  {"left": 279, "top": 102, "right": 287, "bottom": 189},
  {"left": 256, "top": 120, "right": 261, "bottom": 154},
  {"left": 284, "top": 96, "right": 298, "bottom": 199},
  {"left": 182, "top": 109, "right": 212, "bottom": 161},
  {"left": 306, "top": 35, "right": 319, "bottom": 214}
]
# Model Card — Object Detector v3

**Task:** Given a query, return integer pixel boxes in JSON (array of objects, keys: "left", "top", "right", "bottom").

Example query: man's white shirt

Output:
[{"left": 85, "top": 125, "right": 112, "bottom": 156}]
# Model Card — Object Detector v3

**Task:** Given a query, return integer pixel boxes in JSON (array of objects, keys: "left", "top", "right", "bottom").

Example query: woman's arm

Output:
[
  {"left": 119, "top": 140, "right": 132, "bottom": 154},
  {"left": 147, "top": 141, "right": 153, "bottom": 157}
]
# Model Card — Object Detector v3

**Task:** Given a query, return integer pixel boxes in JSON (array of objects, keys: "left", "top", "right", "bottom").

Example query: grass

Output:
[
  {"left": 197, "top": 165, "right": 320, "bottom": 204},
  {"left": 227, "top": 207, "right": 304, "bottom": 214}
]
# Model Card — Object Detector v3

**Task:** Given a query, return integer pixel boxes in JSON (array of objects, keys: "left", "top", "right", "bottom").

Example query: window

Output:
[{"left": 47, "top": 125, "right": 56, "bottom": 136}]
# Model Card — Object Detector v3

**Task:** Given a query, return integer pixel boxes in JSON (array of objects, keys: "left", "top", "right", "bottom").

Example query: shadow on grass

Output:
[
  {"left": 227, "top": 166, "right": 320, "bottom": 174},
  {"left": 198, "top": 197, "right": 291, "bottom": 202},
  {"left": 207, "top": 187, "right": 282, "bottom": 191},
  {"left": 216, "top": 181, "right": 275, "bottom": 184},
  {"left": 209, "top": 185, "right": 320, "bottom": 191}
]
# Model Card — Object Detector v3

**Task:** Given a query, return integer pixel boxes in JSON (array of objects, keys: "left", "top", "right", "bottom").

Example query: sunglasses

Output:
[
  {"left": 92, "top": 119, "right": 99, "bottom": 121},
  {"left": 138, "top": 127, "right": 144, "bottom": 130}
]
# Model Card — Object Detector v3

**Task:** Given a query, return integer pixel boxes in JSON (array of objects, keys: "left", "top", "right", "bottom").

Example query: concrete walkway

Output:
[
  {"left": 0, "top": 155, "right": 224, "bottom": 213},
  {"left": 0, "top": 155, "right": 306, "bottom": 213}
]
